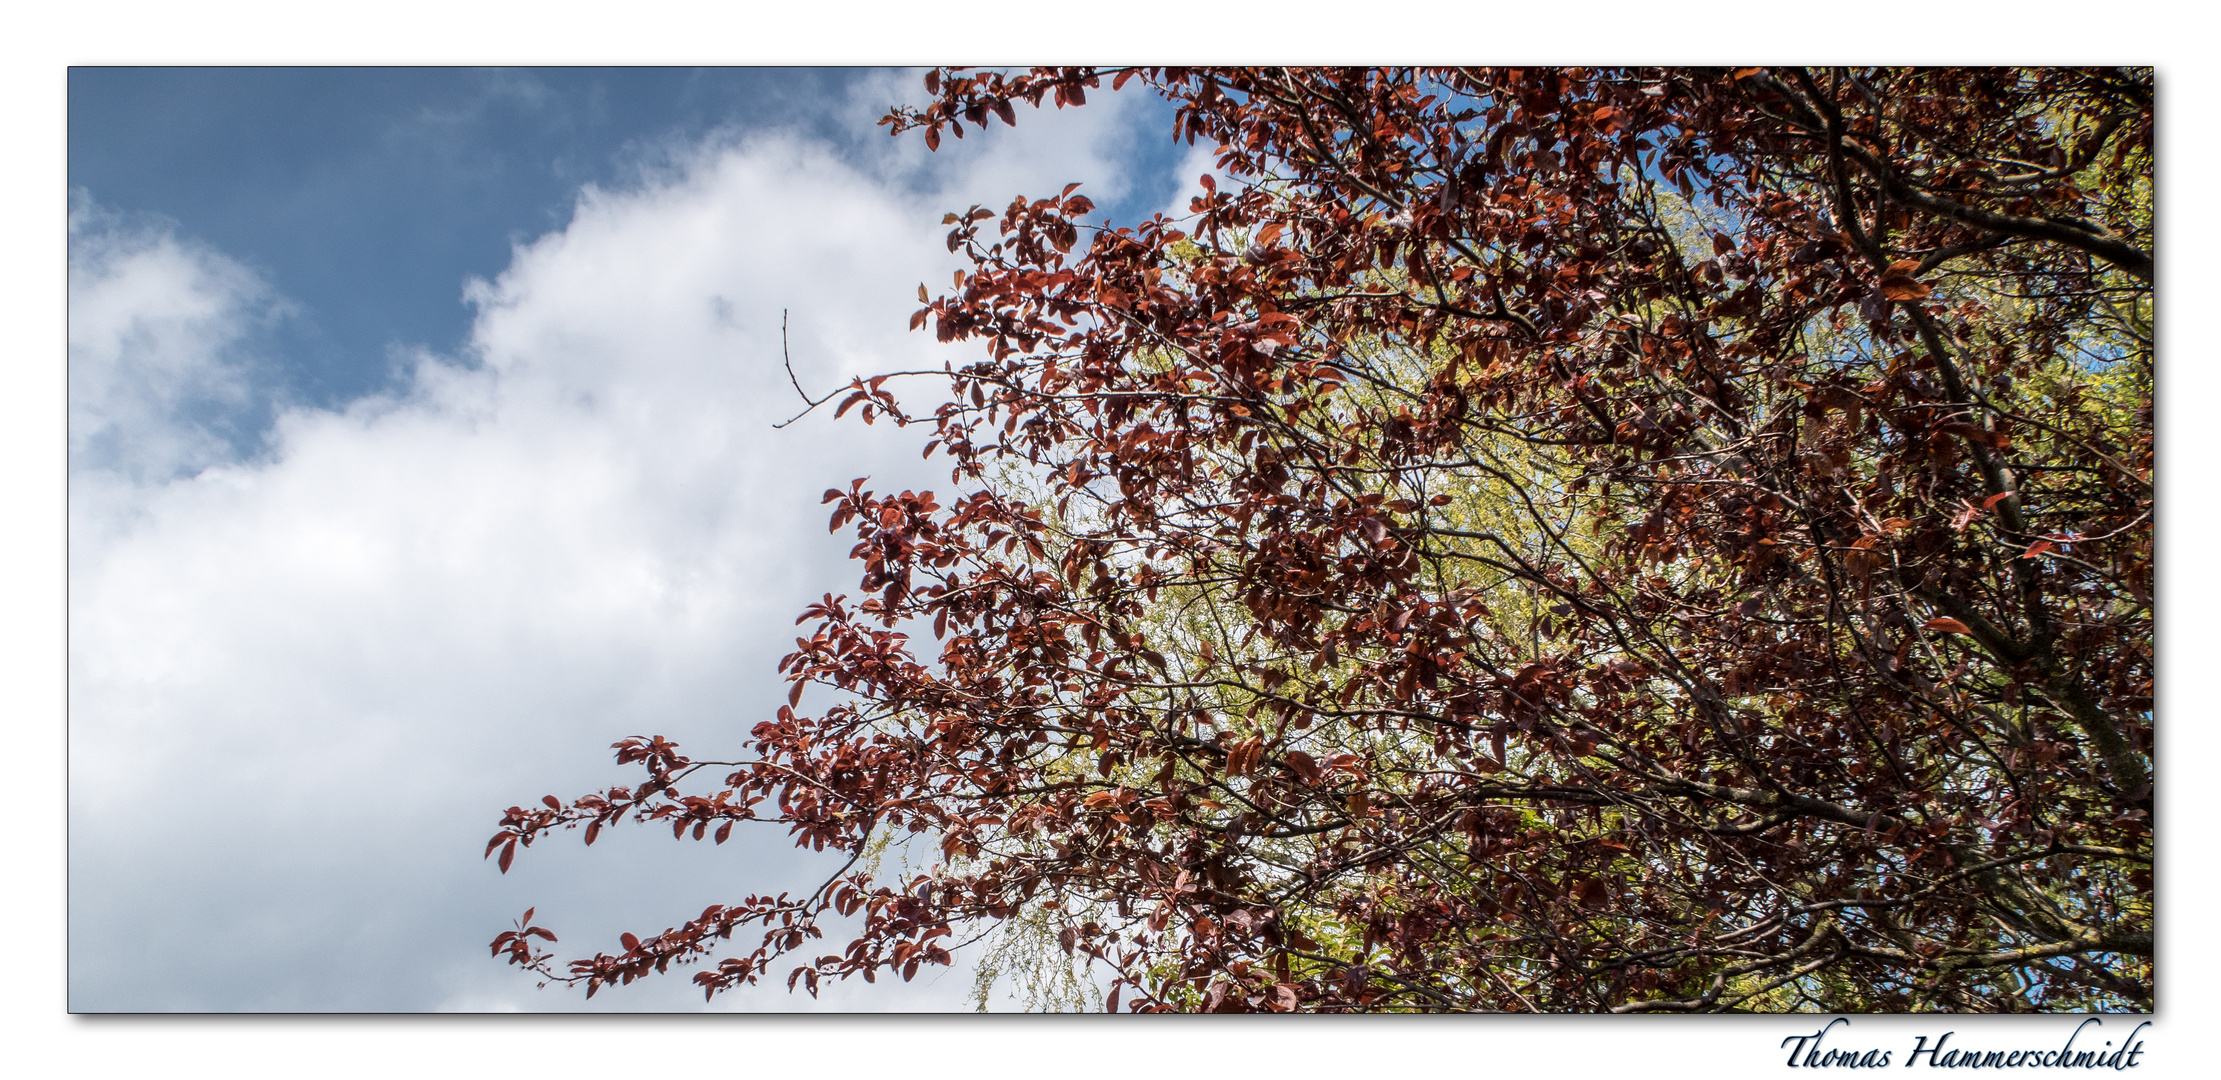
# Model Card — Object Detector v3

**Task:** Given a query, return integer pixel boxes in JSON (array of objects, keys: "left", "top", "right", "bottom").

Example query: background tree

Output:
[{"left": 489, "top": 67, "right": 2152, "bottom": 1012}]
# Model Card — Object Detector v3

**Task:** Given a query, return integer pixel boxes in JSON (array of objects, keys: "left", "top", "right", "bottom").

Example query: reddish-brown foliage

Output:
[{"left": 490, "top": 67, "right": 2152, "bottom": 1012}]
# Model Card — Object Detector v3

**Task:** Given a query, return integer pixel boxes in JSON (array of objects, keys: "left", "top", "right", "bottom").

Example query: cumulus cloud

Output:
[
  {"left": 831, "top": 67, "right": 1158, "bottom": 216},
  {"left": 68, "top": 198, "right": 285, "bottom": 483},
  {"left": 68, "top": 78, "right": 1164, "bottom": 1011},
  {"left": 1154, "top": 138, "right": 1231, "bottom": 226}
]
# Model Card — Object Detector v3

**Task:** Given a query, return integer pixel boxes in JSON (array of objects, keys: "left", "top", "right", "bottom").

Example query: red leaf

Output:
[
  {"left": 1576, "top": 877, "right": 1611, "bottom": 909},
  {"left": 1921, "top": 617, "right": 1972, "bottom": 634},
  {"left": 1878, "top": 260, "right": 1932, "bottom": 300}
]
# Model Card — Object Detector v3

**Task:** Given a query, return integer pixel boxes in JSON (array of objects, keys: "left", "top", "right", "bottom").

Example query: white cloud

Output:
[
  {"left": 1154, "top": 138, "right": 1228, "bottom": 226},
  {"left": 832, "top": 67, "right": 1156, "bottom": 217},
  {"left": 67, "top": 88, "right": 1162, "bottom": 1011},
  {"left": 68, "top": 199, "right": 284, "bottom": 483}
]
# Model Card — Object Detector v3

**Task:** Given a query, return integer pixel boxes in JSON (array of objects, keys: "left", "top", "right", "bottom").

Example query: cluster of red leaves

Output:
[{"left": 492, "top": 67, "right": 2151, "bottom": 1012}]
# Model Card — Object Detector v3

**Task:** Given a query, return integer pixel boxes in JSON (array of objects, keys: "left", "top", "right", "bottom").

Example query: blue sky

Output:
[
  {"left": 69, "top": 67, "right": 1188, "bottom": 413},
  {"left": 66, "top": 66, "right": 1215, "bottom": 1012}
]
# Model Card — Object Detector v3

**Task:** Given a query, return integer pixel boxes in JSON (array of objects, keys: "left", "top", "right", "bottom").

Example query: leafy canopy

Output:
[{"left": 488, "top": 67, "right": 2152, "bottom": 1013}]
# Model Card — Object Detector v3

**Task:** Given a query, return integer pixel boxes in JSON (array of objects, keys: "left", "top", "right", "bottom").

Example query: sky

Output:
[
  {"left": 66, "top": 66, "right": 1222, "bottom": 1012},
  {"left": 21, "top": 16, "right": 2221, "bottom": 1073}
]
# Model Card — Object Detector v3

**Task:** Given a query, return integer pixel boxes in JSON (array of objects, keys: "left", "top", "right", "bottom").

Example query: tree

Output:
[{"left": 488, "top": 67, "right": 2153, "bottom": 1012}]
